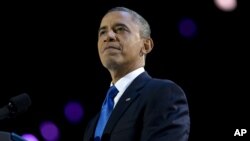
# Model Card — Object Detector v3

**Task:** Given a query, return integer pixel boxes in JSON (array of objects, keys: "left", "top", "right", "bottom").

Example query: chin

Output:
[{"left": 103, "top": 59, "right": 121, "bottom": 70}]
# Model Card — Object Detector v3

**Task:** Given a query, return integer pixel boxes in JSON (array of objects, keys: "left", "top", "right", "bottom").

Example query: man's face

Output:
[{"left": 98, "top": 11, "right": 144, "bottom": 70}]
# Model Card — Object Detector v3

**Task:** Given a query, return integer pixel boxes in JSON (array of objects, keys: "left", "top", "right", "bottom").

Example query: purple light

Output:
[
  {"left": 179, "top": 18, "right": 197, "bottom": 38},
  {"left": 64, "top": 101, "right": 84, "bottom": 124},
  {"left": 40, "top": 121, "right": 60, "bottom": 141},
  {"left": 22, "top": 134, "right": 39, "bottom": 141}
]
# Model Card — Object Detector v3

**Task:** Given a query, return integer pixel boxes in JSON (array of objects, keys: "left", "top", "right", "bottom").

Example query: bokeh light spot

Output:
[
  {"left": 214, "top": 0, "right": 237, "bottom": 12},
  {"left": 40, "top": 121, "right": 59, "bottom": 141},
  {"left": 22, "top": 133, "right": 39, "bottom": 141},
  {"left": 64, "top": 101, "right": 84, "bottom": 124},
  {"left": 179, "top": 18, "right": 197, "bottom": 39}
]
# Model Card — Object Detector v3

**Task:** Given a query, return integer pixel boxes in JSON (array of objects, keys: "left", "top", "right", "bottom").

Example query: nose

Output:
[{"left": 104, "top": 30, "right": 116, "bottom": 42}]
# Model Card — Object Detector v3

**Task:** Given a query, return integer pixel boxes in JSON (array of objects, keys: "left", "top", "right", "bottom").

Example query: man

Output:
[{"left": 83, "top": 7, "right": 190, "bottom": 141}]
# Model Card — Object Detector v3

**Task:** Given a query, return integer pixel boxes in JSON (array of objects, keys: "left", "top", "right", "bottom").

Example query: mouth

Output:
[{"left": 104, "top": 46, "right": 121, "bottom": 52}]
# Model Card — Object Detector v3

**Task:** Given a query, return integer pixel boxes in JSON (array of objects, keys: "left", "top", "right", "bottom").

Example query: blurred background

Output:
[{"left": 0, "top": 0, "right": 249, "bottom": 140}]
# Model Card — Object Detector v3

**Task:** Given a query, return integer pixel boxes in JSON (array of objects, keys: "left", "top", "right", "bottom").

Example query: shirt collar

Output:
[{"left": 111, "top": 67, "right": 145, "bottom": 93}]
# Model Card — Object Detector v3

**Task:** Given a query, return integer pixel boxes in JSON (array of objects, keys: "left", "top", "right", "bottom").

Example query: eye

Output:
[
  {"left": 115, "top": 26, "right": 126, "bottom": 33},
  {"left": 99, "top": 30, "right": 106, "bottom": 36}
]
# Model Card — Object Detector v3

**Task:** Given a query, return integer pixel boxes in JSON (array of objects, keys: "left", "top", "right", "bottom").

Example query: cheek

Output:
[
  {"left": 127, "top": 41, "right": 142, "bottom": 53},
  {"left": 97, "top": 41, "right": 102, "bottom": 52}
]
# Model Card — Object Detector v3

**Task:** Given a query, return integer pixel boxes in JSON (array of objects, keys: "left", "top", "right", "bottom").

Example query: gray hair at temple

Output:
[{"left": 107, "top": 7, "right": 151, "bottom": 38}]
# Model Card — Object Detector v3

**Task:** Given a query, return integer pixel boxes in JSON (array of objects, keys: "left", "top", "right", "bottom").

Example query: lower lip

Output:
[{"left": 105, "top": 48, "right": 119, "bottom": 51}]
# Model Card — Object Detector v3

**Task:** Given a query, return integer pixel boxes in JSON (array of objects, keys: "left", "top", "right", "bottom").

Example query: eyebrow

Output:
[{"left": 98, "top": 23, "right": 129, "bottom": 33}]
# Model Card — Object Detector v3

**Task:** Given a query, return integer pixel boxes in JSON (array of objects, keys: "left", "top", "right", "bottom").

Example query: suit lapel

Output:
[
  {"left": 86, "top": 114, "right": 99, "bottom": 141},
  {"left": 103, "top": 72, "right": 151, "bottom": 135}
]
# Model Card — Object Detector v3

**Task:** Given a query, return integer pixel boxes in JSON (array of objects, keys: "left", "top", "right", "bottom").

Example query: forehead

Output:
[{"left": 100, "top": 11, "right": 136, "bottom": 27}]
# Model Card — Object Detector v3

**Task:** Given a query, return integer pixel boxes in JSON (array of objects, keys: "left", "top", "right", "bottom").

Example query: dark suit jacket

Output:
[{"left": 83, "top": 72, "right": 190, "bottom": 141}]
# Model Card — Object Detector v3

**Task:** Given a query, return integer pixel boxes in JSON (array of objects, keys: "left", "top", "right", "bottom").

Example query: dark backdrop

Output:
[{"left": 0, "top": 0, "right": 249, "bottom": 141}]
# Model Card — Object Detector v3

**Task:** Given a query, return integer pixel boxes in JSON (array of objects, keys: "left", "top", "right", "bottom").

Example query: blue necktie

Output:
[{"left": 94, "top": 85, "right": 119, "bottom": 141}]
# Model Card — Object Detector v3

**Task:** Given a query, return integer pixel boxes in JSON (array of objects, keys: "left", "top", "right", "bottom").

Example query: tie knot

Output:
[{"left": 107, "top": 85, "right": 119, "bottom": 99}]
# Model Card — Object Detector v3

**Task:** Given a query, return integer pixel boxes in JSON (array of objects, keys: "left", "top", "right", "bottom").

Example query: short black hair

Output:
[{"left": 107, "top": 7, "right": 151, "bottom": 38}]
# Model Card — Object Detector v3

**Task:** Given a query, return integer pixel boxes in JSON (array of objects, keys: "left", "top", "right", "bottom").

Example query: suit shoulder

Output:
[
  {"left": 145, "top": 78, "right": 186, "bottom": 96},
  {"left": 150, "top": 78, "right": 182, "bottom": 89}
]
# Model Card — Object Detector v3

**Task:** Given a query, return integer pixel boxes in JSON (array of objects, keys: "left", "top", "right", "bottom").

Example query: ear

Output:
[{"left": 141, "top": 38, "right": 154, "bottom": 56}]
